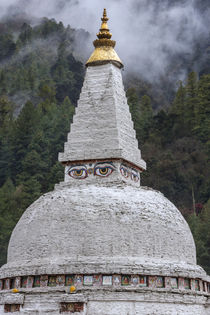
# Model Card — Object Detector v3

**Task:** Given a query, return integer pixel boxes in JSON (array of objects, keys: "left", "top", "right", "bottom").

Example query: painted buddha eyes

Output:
[
  {"left": 120, "top": 166, "right": 129, "bottom": 178},
  {"left": 131, "top": 171, "right": 139, "bottom": 182},
  {"left": 68, "top": 162, "right": 139, "bottom": 182},
  {"left": 68, "top": 168, "right": 87, "bottom": 179},
  {"left": 68, "top": 163, "right": 115, "bottom": 179},
  {"left": 120, "top": 165, "right": 139, "bottom": 182},
  {"left": 94, "top": 166, "right": 114, "bottom": 177}
]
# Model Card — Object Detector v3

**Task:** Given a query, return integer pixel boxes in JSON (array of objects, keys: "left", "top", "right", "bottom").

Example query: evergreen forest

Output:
[{"left": 0, "top": 16, "right": 210, "bottom": 275}]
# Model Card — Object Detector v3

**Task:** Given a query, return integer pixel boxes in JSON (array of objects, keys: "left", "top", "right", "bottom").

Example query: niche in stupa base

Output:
[
  {"left": 93, "top": 275, "right": 102, "bottom": 287},
  {"left": 21, "top": 277, "right": 27, "bottom": 288},
  {"left": 27, "top": 276, "right": 34, "bottom": 288},
  {"left": 102, "top": 275, "right": 112, "bottom": 286},
  {"left": 34, "top": 275, "right": 40, "bottom": 287},
  {"left": 74, "top": 275, "right": 83, "bottom": 288},
  {"left": 48, "top": 276, "right": 57, "bottom": 287},
  {"left": 56, "top": 275, "right": 65, "bottom": 287},
  {"left": 40, "top": 275, "right": 48, "bottom": 287},
  {"left": 64, "top": 159, "right": 142, "bottom": 187},
  {"left": 83, "top": 276, "right": 93, "bottom": 286},
  {"left": 4, "top": 279, "right": 11, "bottom": 290},
  {"left": 60, "top": 302, "right": 84, "bottom": 313},
  {"left": 66, "top": 275, "right": 75, "bottom": 287},
  {"left": 148, "top": 276, "right": 164, "bottom": 288},
  {"left": 4, "top": 304, "right": 20, "bottom": 313}
]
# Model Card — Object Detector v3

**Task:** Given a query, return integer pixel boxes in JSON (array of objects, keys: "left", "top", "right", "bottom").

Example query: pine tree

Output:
[
  {"left": 0, "top": 96, "right": 14, "bottom": 185},
  {"left": 188, "top": 199, "right": 210, "bottom": 274},
  {"left": 11, "top": 101, "right": 40, "bottom": 179},
  {"left": 0, "top": 179, "right": 17, "bottom": 266},
  {"left": 137, "top": 95, "right": 153, "bottom": 144},
  {"left": 18, "top": 23, "right": 33, "bottom": 45},
  {"left": 0, "top": 96, "right": 13, "bottom": 129},
  {"left": 194, "top": 74, "right": 210, "bottom": 145},
  {"left": 185, "top": 71, "right": 198, "bottom": 131},
  {"left": 169, "top": 82, "right": 188, "bottom": 138},
  {"left": 172, "top": 81, "right": 186, "bottom": 116}
]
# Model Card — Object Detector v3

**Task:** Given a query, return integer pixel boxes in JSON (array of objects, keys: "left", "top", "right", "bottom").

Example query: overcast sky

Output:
[{"left": 0, "top": 0, "right": 209, "bottom": 80}]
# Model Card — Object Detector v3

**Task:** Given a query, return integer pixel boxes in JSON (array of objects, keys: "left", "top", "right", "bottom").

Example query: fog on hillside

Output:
[{"left": 0, "top": 0, "right": 210, "bottom": 81}]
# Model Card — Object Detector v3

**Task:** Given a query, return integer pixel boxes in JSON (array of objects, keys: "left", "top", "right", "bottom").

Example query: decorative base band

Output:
[{"left": 1, "top": 274, "right": 209, "bottom": 294}]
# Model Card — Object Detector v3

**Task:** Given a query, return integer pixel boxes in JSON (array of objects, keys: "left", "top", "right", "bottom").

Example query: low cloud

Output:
[{"left": 0, "top": 0, "right": 209, "bottom": 81}]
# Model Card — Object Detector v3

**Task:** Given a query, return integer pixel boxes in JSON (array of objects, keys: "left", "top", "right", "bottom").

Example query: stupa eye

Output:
[
  {"left": 68, "top": 167, "right": 87, "bottom": 179},
  {"left": 120, "top": 166, "right": 129, "bottom": 178},
  {"left": 131, "top": 171, "right": 139, "bottom": 182},
  {"left": 94, "top": 165, "right": 114, "bottom": 177}
]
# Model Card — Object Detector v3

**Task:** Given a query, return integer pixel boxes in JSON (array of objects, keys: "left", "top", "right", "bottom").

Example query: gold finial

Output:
[
  {"left": 86, "top": 9, "right": 123, "bottom": 68},
  {"left": 97, "top": 8, "right": 112, "bottom": 39},
  {"left": 94, "top": 8, "right": 114, "bottom": 47},
  {"left": 103, "top": 8, "right": 108, "bottom": 19}
]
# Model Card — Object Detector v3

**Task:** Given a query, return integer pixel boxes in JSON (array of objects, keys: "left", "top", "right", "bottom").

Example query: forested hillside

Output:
[{"left": 0, "top": 17, "right": 209, "bottom": 274}]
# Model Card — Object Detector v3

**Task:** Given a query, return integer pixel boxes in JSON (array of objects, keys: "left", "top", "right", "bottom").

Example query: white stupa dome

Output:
[{"left": 2, "top": 184, "right": 204, "bottom": 279}]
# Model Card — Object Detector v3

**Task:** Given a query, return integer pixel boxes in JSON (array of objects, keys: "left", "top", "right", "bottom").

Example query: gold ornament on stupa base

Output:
[{"left": 86, "top": 9, "right": 123, "bottom": 68}]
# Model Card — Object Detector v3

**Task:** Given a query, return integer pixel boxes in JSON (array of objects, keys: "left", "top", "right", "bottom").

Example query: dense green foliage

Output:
[
  {"left": 130, "top": 72, "right": 210, "bottom": 209},
  {"left": 127, "top": 72, "right": 210, "bottom": 273},
  {"left": 0, "top": 18, "right": 209, "bottom": 274},
  {"left": 0, "top": 18, "right": 81, "bottom": 266},
  {"left": 0, "top": 18, "right": 85, "bottom": 107},
  {"left": 0, "top": 95, "right": 75, "bottom": 266}
]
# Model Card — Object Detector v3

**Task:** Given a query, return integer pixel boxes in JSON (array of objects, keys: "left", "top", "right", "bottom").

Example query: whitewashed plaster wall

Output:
[
  {"left": 59, "top": 64, "right": 146, "bottom": 171},
  {"left": 0, "top": 291, "right": 209, "bottom": 315},
  {"left": 3, "top": 185, "right": 200, "bottom": 277}
]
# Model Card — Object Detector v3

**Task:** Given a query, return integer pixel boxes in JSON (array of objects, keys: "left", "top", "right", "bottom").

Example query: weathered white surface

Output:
[
  {"left": 0, "top": 290, "right": 209, "bottom": 314},
  {"left": 59, "top": 64, "right": 146, "bottom": 171},
  {"left": 1, "top": 184, "right": 205, "bottom": 279},
  {"left": 87, "top": 301, "right": 207, "bottom": 315},
  {"left": 206, "top": 299, "right": 210, "bottom": 314},
  {"left": 0, "top": 293, "right": 24, "bottom": 305}
]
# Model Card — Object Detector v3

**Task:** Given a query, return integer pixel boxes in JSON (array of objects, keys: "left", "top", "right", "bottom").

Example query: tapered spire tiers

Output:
[
  {"left": 86, "top": 9, "right": 123, "bottom": 68},
  {"left": 59, "top": 9, "right": 146, "bottom": 182}
]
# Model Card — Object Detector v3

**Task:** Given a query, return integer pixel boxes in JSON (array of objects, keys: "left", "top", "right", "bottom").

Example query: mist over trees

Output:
[{"left": 0, "top": 15, "right": 209, "bottom": 274}]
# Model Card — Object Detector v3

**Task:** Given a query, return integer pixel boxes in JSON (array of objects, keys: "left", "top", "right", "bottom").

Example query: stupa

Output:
[{"left": 0, "top": 9, "right": 209, "bottom": 315}]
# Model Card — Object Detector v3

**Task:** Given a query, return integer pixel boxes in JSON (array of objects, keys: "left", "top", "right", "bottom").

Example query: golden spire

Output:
[
  {"left": 86, "top": 9, "right": 123, "bottom": 68},
  {"left": 97, "top": 8, "right": 112, "bottom": 41}
]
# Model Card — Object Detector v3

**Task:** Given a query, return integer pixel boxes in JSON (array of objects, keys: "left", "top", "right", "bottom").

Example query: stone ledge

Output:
[
  {"left": 0, "top": 290, "right": 209, "bottom": 306},
  {"left": 0, "top": 293, "right": 24, "bottom": 305}
]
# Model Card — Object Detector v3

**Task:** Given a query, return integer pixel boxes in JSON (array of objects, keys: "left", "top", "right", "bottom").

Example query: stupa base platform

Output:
[{"left": 0, "top": 288, "right": 210, "bottom": 315}]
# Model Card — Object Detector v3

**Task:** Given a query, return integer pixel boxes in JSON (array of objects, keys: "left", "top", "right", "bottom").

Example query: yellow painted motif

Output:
[
  {"left": 86, "top": 9, "right": 123, "bottom": 68},
  {"left": 70, "top": 285, "right": 76, "bottom": 293}
]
